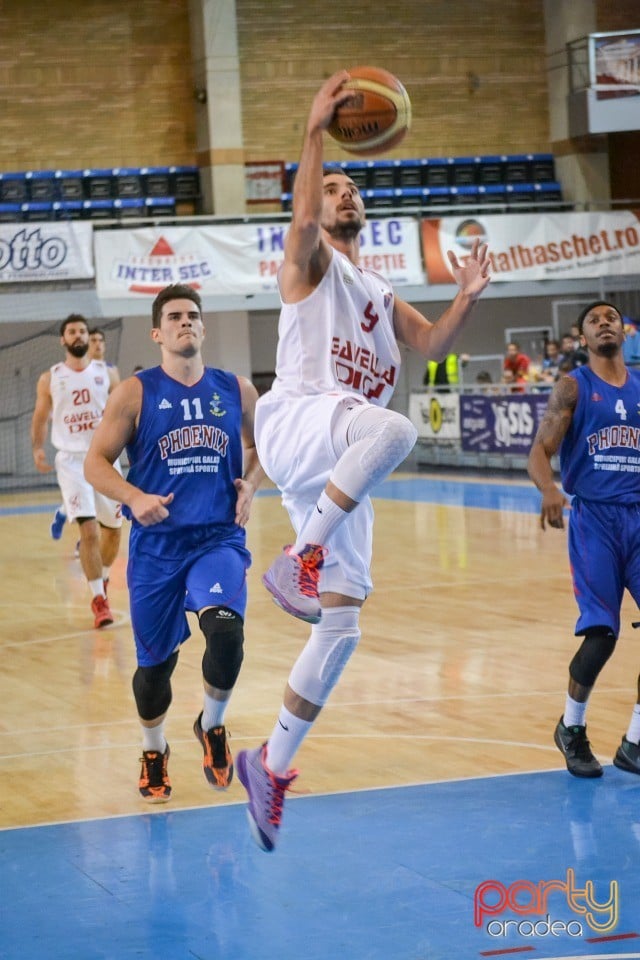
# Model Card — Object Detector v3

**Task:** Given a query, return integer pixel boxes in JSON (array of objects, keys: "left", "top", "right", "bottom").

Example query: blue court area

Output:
[{"left": 2, "top": 767, "right": 640, "bottom": 960}]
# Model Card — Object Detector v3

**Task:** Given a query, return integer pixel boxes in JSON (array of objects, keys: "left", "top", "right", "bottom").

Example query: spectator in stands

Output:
[
  {"left": 622, "top": 318, "right": 640, "bottom": 368},
  {"left": 535, "top": 338, "right": 562, "bottom": 388},
  {"left": 560, "top": 332, "right": 588, "bottom": 370},
  {"left": 423, "top": 352, "right": 470, "bottom": 392},
  {"left": 50, "top": 326, "right": 120, "bottom": 549},
  {"left": 31, "top": 314, "right": 122, "bottom": 628},
  {"left": 503, "top": 342, "right": 529, "bottom": 391}
]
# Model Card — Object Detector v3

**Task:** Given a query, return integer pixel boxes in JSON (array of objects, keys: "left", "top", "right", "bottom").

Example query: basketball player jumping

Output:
[
  {"left": 235, "top": 69, "right": 492, "bottom": 852},
  {"left": 528, "top": 301, "right": 640, "bottom": 780},
  {"left": 31, "top": 314, "right": 121, "bottom": 629}
]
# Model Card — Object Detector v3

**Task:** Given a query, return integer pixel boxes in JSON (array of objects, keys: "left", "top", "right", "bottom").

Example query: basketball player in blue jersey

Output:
[
  {"left": 235, "top": 70, "right": 492, "bottom": 852},
  {"left": 529, "top": 301, "right": 640, "bottom": 779},
  {"left": 84, "top": 284, "right": 264, "bottom": 802}
]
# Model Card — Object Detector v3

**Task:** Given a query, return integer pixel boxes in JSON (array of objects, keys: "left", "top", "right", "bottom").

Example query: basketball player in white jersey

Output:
[
  {"left": 49, "top": 326, "right": 121, "bottom": 547},
  {"left": 235, "top": 69, "right": 492, "bottom": 852},
  {"left": 31, "top": 314, "right": 122, "bottom": 628}
]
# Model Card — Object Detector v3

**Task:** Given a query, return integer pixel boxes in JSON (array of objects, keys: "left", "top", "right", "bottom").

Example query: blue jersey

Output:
[
  {"left": 125, "top": 365, "right": 243, "bottom": 531},
  {"left": 560, "top": 365, "right": 640, "bottom": 504}
]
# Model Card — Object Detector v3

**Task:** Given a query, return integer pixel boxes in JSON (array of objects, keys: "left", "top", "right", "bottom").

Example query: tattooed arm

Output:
[{"left": 527, "top": 375, "right": 578, "bottom": 530}]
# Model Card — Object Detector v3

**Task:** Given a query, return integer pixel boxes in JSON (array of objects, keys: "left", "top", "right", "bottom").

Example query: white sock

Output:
[
  {"left": 88, "top": 577, "right": 105, "bottom": 598},
  {"left": 626, "top": 704, "right": 640, "bottom": 744},
  {"left": 292, "top": 491, "right": 347, "bottom": 554},
  {"left": 563, "top": 694, "right": 587, "bottom": 728},
  {"left": 201, "top": 690, "right": 229, "bottom": 731},
  {"left": 141, "top": 721, "right": 166, "bottom": 753},
  {"left": 265, "top": 705, "right": 313, "bottom": 776},
  {"left": 102, "top": 566, "right": 111, "bottom": 583}
]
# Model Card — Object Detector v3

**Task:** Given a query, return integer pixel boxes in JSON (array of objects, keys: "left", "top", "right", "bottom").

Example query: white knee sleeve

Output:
[
  {"left": 330, "top": 405, "right": 417, "bottom": 502},
  {"left": 288, "top": 606, "right": 361, "bottom": 706}
]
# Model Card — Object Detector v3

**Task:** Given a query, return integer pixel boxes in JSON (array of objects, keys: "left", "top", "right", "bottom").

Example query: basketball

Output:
[{"left": 328, "top": 66, "right": 411, "bottom": 157}]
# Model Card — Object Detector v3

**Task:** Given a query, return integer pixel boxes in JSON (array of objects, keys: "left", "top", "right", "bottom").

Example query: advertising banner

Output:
[
  {"left": 95, "top": 217, "right": 425, "bottom": 299},
  {"left": 460, "top": 393, "right": 549, "bottom": 454},
  {"left": 0, "top": 222, "right": 94, "bottom": 283},
  {"left": 421, "top": 210, "right": 640, "bottom": 283},
  {"left": 409, "top": 391, "right": 461, "bottom": 440}
]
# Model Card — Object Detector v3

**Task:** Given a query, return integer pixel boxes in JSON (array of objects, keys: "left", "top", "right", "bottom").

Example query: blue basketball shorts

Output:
[
  {"left": 568, "top": 497, "right": 640, "bottom": 638},
  {"left": 127, "top": 523, "right": 251, "bottom": 666}
]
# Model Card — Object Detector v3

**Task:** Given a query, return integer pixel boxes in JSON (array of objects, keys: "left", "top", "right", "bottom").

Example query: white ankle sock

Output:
[
  {"left": 141, "top": 722, "right": 166, "bottom": 753},
  {"left": 626, "top": 704, "right": 640, "bottom": 744},
  {"left": 265, "top": 705, "right": 313, "bottom": 775},
  {"left": 201, "top": 691, "right": 229, "bottom": 731},
  {"left": 292, "top": 491, "right": 347, "bottom": 554},
  {"left": 89, "top": 577, "right": 105, "bottom": 598},
  {"left": 563, "top": 694, "right": 587, "bottom": 727}
]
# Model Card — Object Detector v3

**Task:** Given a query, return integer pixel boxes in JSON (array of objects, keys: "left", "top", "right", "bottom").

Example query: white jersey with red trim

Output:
[
  {"left": 269, "top": 248, "right": 401, "bottom": 407},
  {"left": 50, "top": 359, "right": 111, "bottom": 453}
]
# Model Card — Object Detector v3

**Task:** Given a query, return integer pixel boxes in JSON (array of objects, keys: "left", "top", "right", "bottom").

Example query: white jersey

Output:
[
  {"left": 269, "top": 248, "right": 401, "bottom": 407},
  {"left": 50, "top": 359, "right": 111, "bottom": 453}
]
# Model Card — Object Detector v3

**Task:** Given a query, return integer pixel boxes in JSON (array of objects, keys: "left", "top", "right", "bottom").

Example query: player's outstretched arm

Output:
[
  {"left": 527, "top": 375, "right": 577, "bottom": 530},
  {"left": 393, "top": 238, "right": 491, "bottom": 359}
]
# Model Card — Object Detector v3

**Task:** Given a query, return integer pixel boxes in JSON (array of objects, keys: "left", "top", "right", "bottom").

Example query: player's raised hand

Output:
[
  {"left": 447, "top": 238, "right": 491, "bottom": 299},
  {"left": 308, "top": 69, "right": 353, "bottom": 133}
]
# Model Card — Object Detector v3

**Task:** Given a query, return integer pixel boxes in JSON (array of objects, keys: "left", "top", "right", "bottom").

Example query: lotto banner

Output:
[
  {"left": 461, "top": 394, "right": 549, "bottom": 454},
  {"left": 94, "top": 217, "right": 424, "bottom": 298},
  {"left": 408, "top": 392, "right": 460, "bottom": 440},
  {"left": 0, "top": 222, "right": 94, "bottom": 283},
  {"left": 421, "top": 209, "right": 640, "bottom": 283}
]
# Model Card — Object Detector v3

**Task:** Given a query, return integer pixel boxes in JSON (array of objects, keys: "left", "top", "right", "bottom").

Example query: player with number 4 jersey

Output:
[{"left": 529, "top": 301, "right": 640, "bottom": 781}]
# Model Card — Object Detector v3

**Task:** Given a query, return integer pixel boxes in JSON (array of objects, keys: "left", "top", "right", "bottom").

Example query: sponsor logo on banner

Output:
[
  {"left": 461, "top": 394, "right": 549, "bottom": 453},
  {"left": 0, "top": 223, "right": 94, "bottom": 282},
  {"left": 95, "top": 218, "right": 424, "bottom": 299},
  {"left": 408, "top": 392, "right": 460, "bottom": 440},
  {"left": 422, "top": 210, "right": 640, "bottom": 283},
  {"left": 107, "top": 234, "right": 216, "bottom": 295}
]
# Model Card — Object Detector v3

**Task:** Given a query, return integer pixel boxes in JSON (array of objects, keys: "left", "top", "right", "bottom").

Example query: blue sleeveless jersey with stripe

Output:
[
  {"left": 125, "top": 366, "right": 243, "bottom": 531},
  {"left": 560, "top": 365, "right": 640, "bottom": 504}
]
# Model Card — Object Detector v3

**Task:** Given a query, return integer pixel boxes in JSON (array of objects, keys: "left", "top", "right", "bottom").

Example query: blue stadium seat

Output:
[
  {"left": 55, "top": 169, "right": 85, "bottom": 201},
  {"left": 53, "top": 200, "right": 83, "bottom": 220},
  {"left": 0, "top": 173, "right": 28, "bottom": 203},
  {"left": 114, "top": 198, "right": 145, "bottom": 218},
  {"left": 0, "top": 202, "right": 22, "bottom": 222},
  {"left": 82, "top": 199, "right": 115, "bottom": 219},
  {"left": 84, "top": 168, "right": 114, "bottom": 199},
  {"left": 144, "top": 196, "right": 177, "bottom": 217},
  {"left": 21, "top": 202, "right": 54, "bottom": 221},
  {"left": 113, "top": 167, "right": 144, "bottom": 199},
  {"left": 141, "top": 166, "right": 172, "bottom": 197},
  {"left": 422, "top": 159, "right": 450, "bottom": 187},
  {"left": 26, "top": 171, "right": 56, "bottom": 202}
]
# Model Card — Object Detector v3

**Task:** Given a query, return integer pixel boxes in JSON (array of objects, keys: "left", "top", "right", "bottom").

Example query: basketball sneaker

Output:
[
  {"left": 50, "top": 507, "right": 66, "bottom": 541},
  {"left": 139, "top": 745, "right": 171, "bottom": 802},
  {"left": 613, "top": 735, "right": 640, "bottom": 775},
  {"left": 262, "top": 544, "right": 325, "bottom": 624},
  {"left": 554, "top": 717, "right": 603, "bottom": 778},
  {"left": 236, "top": 743, "right": 298, "bottom": 852},
  {"left": 193, "top": 712, "right": 233, "bottom": 789},
  {"left": 91, "top": 595, "right": 113, "bottom": 629}
]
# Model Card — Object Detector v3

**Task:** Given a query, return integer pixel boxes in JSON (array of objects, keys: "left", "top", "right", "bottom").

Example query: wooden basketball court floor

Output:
[{"left": 2, "top": 471, "right": 640, "bottom": 959}]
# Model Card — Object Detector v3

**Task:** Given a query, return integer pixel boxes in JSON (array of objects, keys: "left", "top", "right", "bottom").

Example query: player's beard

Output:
[
  {"left": 594, "top": 338, "right": 620, "bottom": 358},
  {"left": 67, "top": 342, "right": 89, "bottom": 358},
  {"left": 324, "top": 218, "right": 362, "bottom": 243}
]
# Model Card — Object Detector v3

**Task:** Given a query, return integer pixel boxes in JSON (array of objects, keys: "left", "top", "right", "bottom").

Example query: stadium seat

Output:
[
  {"left": 53, "top": 200, "right": 83, "bottom": 220},
  {"left": 144, "top": 196, "right": 177, "bottom": 217},
  {"left": 26, "top": 171, "right": 56, "bottom": 202},
  {"left": 55, "top": 170, "right": 85, "bottom": 201},
  {"left": 82, "top": 199, "right": 115, "bottom": 219},
  {"left": 113, "top": 167, "right": 144, "bottom": 199},
  {"left": 21, "top": 202, "right": 54, "bottom": 221},
  {"left": 0, "top": 202, "right": 21, "bottom": 222},
  {"left": 422, "top": 159, "right": 450, "bottom": 187},
  {"left": 0, "top": 173, "right": 28, "bottom": 203},
  {"left": 84, "top": 169, "right": 114, "bottom": 199},
  {"left": 142, "top": 166, "right": 172, "bottom": 197}
]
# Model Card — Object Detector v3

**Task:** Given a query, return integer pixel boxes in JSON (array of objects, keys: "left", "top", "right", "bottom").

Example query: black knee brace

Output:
[
  {"left": 569, "top": 627, "right": 617, "bottom": 688},
  {"left": 200, "top": 607, "right": 244, "bottom": 692},
  {"left": 132, "top": 651, "right": 179, "bottom": 721}
]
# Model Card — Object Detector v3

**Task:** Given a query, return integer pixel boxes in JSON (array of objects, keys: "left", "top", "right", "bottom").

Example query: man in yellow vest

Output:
[{"left": 423, "top": 352, "right": 469, "bottom": 392}]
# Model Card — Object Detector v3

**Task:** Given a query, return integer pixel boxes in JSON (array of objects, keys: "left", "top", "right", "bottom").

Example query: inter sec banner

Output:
[
  {"left": 94, "top": 217, "right": 424, "bottom": 299},
  {"left": 0, "top": 222, "right": 94, "bottom": 283},
  {"left": 422, "top": 209, "right": 640, "bottom": 283}
]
